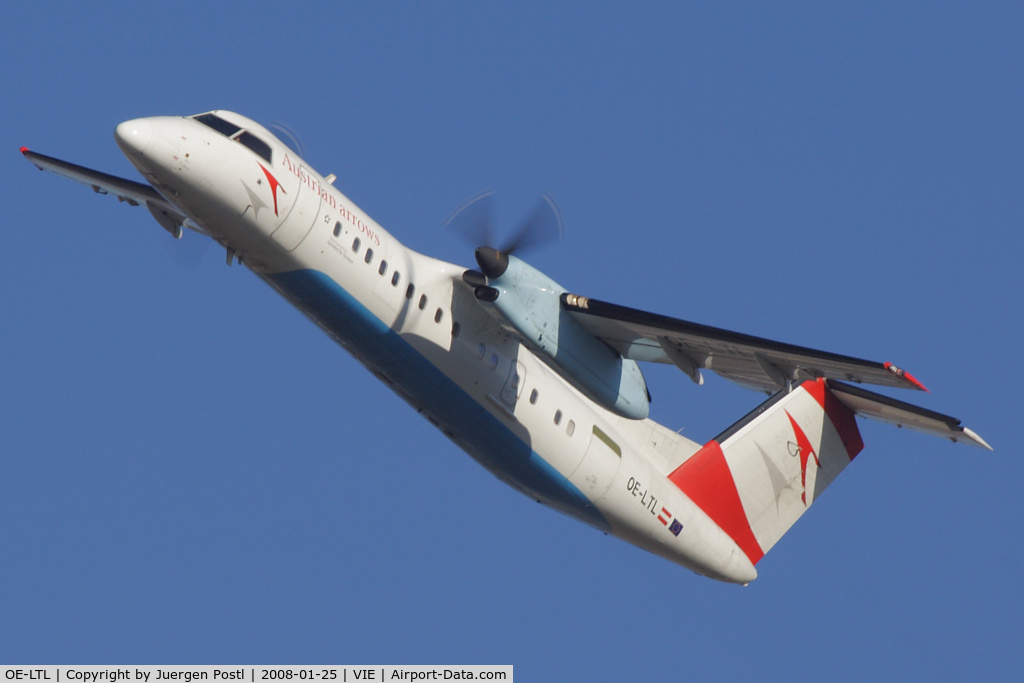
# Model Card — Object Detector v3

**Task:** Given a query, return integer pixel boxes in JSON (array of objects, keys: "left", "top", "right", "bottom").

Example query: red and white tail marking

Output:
[{"left": 668, "top": 379, "right": 864, "bottom": 565}]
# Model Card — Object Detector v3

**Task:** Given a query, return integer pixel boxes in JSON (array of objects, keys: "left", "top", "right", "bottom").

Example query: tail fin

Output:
[{"left": 668, "top": 378, "right": 864, "bottom": 564}]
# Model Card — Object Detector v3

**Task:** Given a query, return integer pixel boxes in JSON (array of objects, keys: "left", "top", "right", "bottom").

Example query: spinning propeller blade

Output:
[
  {"left": 270, "top": 121, "right": 307, "bottom": 159},
  {"left": 445, "top": 189, "right": 496, "bottom": 249},
  {"left": 447, "top": 191, "right": 563, "bottom": 279},
  {"left": 502, "top": 193, "right": 563, "bottom": 256}
]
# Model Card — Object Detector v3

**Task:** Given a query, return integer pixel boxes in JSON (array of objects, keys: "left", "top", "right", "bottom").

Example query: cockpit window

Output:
[
  {"left": 192, "top": 114, "right": 273, "bottom": 164},
  {"left": 194, "top": 113, "right": 241, "bottom": 137},
  {"left": 236, "top": 131, "right": 272, "bottom": 163}
]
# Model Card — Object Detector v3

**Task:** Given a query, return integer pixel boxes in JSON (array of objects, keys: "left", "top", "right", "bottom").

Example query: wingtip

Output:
[
  {"left": 961, "top": 427, "right": 993, "bottom": 451},
  {"left": 20, "top": 146, "right": 29, "bottom": 155},
  {"left": 884, "top": 362, "right": 929, "bottom": 392},
  {"left": 903, "top": 369, "right": 929, "bottom": 393}
]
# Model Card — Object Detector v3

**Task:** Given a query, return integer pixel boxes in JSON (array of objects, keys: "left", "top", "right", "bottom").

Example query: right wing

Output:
[
  {"left": 561, "top": 293, "right": 928, "bottom": 394},
  {"left": 560, "top": 293, "right": 990, "bottom": 448},
  {"left": 21, "top": 148, "right": 192, "bottom": 238}
]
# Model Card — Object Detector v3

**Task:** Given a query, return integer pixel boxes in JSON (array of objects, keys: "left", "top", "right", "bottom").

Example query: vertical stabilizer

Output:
[{"left": 668, "top": 379, "right": 863, "bottom": 564}]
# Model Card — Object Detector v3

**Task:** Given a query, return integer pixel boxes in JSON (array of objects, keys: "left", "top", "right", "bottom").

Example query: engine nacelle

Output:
[{"left": 471, "top": 253, "right": 650, "bottom": 420}]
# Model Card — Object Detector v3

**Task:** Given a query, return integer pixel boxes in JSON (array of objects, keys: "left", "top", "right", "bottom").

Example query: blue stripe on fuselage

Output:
[{"left": 264, "top": 268, "right": 610, "bottom": 532}]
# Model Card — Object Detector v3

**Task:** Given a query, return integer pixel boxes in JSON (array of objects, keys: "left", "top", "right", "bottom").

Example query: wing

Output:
[
  {"left": 560, "top": 293, "right": 928, "bottom": 393},
  {"left": 21, "top": 148, "right": 192, "bottom": 238}
]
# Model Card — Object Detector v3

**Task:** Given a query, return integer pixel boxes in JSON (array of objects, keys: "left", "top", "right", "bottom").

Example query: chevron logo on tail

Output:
[{"left": 785, "top": 409, "right": 821, "bottom": 506}]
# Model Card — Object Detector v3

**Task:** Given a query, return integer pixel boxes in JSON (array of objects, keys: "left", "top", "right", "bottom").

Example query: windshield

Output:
[
  {"left": 194, "top": 113, "right": 241, "bottom": 137},
  {"left": 192, "top": 113, "right": 272, "bottom": 164}
]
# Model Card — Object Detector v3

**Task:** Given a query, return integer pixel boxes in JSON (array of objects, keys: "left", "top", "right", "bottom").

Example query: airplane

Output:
[{"left": 22, "top": 111, "right": 991, "bottom": 585}]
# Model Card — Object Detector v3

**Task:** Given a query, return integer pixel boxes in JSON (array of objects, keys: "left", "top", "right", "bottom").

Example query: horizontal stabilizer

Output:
[{"left": 826, "top": 380, "right": 992, "bottom": 449}]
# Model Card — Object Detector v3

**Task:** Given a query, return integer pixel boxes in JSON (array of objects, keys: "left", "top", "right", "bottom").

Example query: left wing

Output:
[
  {"left": 561, "top": 293, "right": 928, "bottom": 393},
  {"left": 21, "top": 148, "right": 191, "bottom": 238}
]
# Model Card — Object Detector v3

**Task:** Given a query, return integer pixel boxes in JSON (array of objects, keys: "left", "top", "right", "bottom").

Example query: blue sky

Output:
[{"left": 2, "top": 2, "right": 1021, "bottom": 678}]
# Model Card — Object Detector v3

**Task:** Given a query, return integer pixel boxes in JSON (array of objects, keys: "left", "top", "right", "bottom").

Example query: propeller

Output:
[
  {"left": 445, "top": 191, "right": 564, "bottom": 280},
  {"left": 270, "top": 121, "right": 307, "bottom": 159},
  {"left": 162, "top": 228, "right": 212, "bottom": 271}
]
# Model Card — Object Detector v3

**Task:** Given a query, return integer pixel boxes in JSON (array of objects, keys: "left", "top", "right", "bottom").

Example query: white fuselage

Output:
[{"left": 114, "top": 112, "right": 758, "bottom": 584}]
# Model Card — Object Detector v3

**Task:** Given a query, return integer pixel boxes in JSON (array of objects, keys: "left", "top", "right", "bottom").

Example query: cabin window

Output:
[
  {"left": 405, "top": 284, "right": 415, "bottom": 300},
  {"left": 194, "top": 113, "right": 241, "bottom": 138},
  {"left": 379, "top": 260, "right": 388, "bottom": 276},
  {"left": 333, "top": 222, "right": 342, "bottom": 237},
  {"left": 434, "top": 308, "right": 444, "bottom": 323},
  {"left": 553, "top": 410, "right": 563, "bottom": 426},
  {"left": 566, "top": 420, "right": 575, "bottom": 436},
  {"left": 352, "top": 237, "right": 361, "bottom": 253},
  {"left": 451, "top": 321, "right": 461, "bottom": 338},
  {"left": 418, "top": 294, "right": 427, "bottom": 310},
  {"left": 489, "top": 354, "right": 499, "bottom": 370},
  {"left": 364, "top": 248, "right": 374, "bottom": 264},
  {"left": 529, "top": 389, "right": 538, "bottom": 405},
  {"left": 477, "top": 344, "right": 486, "bottom": 360},
  {"left": 236, "top": 131, "right": 273, "bottom": 163},
  {"left": 391, "top": 271, "right": 401, "bottom": 287}
]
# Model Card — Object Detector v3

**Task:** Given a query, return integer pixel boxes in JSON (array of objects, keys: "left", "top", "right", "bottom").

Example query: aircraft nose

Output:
[{"left": 114, "top": 118, "right": 153, "bottom": 157}]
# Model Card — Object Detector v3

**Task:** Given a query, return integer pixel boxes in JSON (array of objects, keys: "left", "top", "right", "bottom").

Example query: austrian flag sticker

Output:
[{"left": 658, "top": 507, "right": 684, "bottom": 537}]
